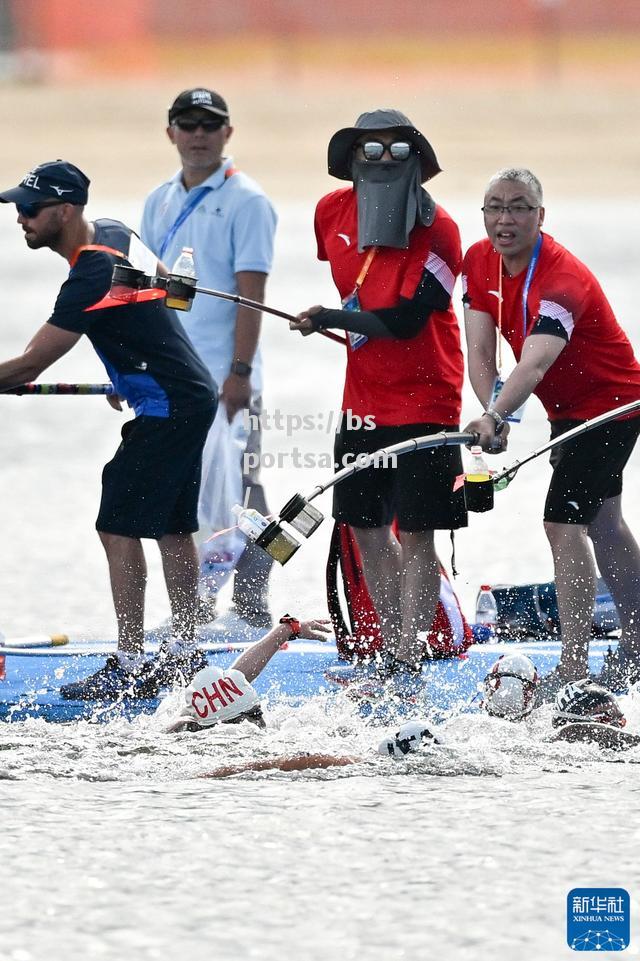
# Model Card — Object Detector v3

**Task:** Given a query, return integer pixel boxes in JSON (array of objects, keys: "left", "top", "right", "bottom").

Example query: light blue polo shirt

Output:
[{"left": 141, "top": 157, "right": 277, "bottom": 395}]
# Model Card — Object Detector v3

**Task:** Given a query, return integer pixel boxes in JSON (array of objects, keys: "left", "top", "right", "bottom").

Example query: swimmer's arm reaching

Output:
[
  {"left": 201, "top": 753, "right": 359, "bottom": 779},
  {"left": 230, "top": 618, "right": 331, "bottom": 683},
  {"left": 548, "top": 723, "right": 640, "bottom": 751}
]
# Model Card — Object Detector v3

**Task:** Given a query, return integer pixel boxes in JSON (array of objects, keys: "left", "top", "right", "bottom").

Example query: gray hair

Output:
[{"left": 485, "top": 168, "right": 543, "bottom": 205}]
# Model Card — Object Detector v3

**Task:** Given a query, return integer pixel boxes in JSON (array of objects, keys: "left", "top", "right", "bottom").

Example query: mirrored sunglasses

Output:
[
  {"left": 173, "top": 117, "right": 226, "bottom": 132},
  {"left": 360, "top": 140, "right": 412, "bottom": 162}
]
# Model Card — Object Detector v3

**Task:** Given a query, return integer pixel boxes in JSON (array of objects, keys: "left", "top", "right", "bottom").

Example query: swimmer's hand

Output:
[{"left": 299, "top": 618, "right": 332, "bottom": 641}]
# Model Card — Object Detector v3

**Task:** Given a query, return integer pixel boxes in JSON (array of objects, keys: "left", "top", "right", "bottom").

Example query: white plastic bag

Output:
[{"left": 197, "top": 407, "right": 248, "bottom": 594}]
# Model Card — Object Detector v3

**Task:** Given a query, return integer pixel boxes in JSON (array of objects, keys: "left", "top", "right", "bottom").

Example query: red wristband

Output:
[{"left": 279, "top": 614, "right": 301, "bottom": 639}]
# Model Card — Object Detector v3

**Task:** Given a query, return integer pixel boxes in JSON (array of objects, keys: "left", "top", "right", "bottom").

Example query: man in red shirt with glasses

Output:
[
  {"left": 290, "top": 109, "right": 467, "bottom": 692},
  {"left": 463, "top": 167, "right": 640, "bottom": 697}
]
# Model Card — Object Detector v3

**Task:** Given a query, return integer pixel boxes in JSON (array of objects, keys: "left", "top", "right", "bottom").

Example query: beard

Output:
[{"left": 23, "top": 222, "right": 63, "bottom": 250}]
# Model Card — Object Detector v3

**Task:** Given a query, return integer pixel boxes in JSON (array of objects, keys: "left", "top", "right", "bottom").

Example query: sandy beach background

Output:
[{"left": 0, "top": 32, "right": 638, "bottom": 203}]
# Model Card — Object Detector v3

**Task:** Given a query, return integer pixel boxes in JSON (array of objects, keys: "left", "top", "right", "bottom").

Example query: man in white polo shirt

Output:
[{"left": 142, "top": 87, "right": 277, "bottom": 628}]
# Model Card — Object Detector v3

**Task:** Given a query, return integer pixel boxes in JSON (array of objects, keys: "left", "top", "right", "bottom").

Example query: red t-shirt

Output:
[
  {"left": 462, "top": 233, "right": 640, "bottom": 420},
  {"left": 314, "top": 188, "right": 464, "bottom": 426}
]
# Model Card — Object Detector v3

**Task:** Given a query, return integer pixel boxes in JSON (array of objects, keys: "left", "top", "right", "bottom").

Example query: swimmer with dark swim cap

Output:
[{"left": 549, "top": 678, "right": 639, "bottom": 751}]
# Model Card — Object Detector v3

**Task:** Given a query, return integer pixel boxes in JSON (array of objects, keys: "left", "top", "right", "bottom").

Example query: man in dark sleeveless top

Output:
[{"left": 0, "top": 160, "right": 217, "bottom": 700}]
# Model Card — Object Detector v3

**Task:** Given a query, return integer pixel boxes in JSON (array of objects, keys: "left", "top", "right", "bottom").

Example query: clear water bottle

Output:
[
  {"left": 467, "top": 445, "right": 490, "bottom": 480},
  {"left": 231, "top": 504, "right": 270, "bottom": 541},
  {"left": 476, "top": 584, "right": 498, "bottom": 633},
  {"left": 166, "top": 246, "right": 197, "bottom": 311},
  {"left": 464, "top": 445, "right": 494, "bottom": 512}
]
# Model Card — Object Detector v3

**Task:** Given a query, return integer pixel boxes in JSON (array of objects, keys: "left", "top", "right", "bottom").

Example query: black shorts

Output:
[
  {"left": 96, "top": 405, "right": 216, "bottom": 539},
  {"left": 544, "top": 417, "right": 640, "bottom": 524},
  {"left": 332, "top": 422, "right": 467, "bottom": 532}
]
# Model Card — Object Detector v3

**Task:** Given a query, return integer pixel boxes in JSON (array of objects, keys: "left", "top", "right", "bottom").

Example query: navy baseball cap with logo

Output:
[
  {"left": 168, "top": 88, "right": 230, "bottom": 124},
  {"left": 0, "top": 160, "right": 90, "bottom": 206}
]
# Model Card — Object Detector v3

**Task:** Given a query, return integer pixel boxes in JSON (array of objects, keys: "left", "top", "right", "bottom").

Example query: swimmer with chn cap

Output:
[{"left": 164, "top": 615, "right": 330, "bottom": 733}]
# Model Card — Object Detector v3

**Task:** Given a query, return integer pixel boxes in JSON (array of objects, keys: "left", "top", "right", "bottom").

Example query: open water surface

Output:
[{"left": 1, "top": 201, "right": 640, "bottom": 959}]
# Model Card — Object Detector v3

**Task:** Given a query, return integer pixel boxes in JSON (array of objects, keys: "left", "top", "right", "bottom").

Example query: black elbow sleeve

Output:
[{"left": 374, "top": 301, "right": 429, "bottom": 339}]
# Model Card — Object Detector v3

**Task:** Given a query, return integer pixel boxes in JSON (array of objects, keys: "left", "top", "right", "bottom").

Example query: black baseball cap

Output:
[
  {"left": 168, "top": 88, "right": 230, "bottom": 124},
  {"left": 0, "top": 160, "right": 90, "bottom": 206}
]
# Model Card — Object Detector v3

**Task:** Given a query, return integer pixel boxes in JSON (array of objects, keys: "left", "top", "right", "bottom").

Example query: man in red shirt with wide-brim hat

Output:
[{"left": 290, "top": 109, "right": 467, "bottom": 691}]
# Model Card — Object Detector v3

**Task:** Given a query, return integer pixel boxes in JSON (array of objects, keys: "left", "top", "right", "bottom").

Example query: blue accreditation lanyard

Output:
[
  {"left": 491, "top": 233, "right": 543, "bottom": 425},
  {"left": 158, "top": 185, "right": 211, "bottom": 260},
  {"left": 157, "top": 167, "right": 237, "bottom": 261},
  {"left": 521, "top": 233, "right": 543, "bottom": 338}
]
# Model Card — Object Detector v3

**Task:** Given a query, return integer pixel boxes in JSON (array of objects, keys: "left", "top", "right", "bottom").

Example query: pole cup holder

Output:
[
  {"left": 255, "top": 521, "right": 300, "bottom": 565},
  {"left": 463, "top": 476, "right": 495, "bottom": 513},
  {"left": 165, "top": 274, "right": 197, "bottom": 311},
  {"left": 110, "top": 265, "right": 148, "bottom": 302},
  {"left": 278, "top": 493, "right": 324, "bottom": 538}
]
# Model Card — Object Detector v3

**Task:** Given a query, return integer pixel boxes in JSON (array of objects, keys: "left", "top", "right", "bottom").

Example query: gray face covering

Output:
[{"left": 352, "top": 153, "right": 435, "bottom": 252}]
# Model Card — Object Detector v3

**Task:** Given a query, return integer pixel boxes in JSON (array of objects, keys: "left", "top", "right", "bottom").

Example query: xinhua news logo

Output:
[{"left": 567, "top": 887, "right": 630, "bottom": 951}]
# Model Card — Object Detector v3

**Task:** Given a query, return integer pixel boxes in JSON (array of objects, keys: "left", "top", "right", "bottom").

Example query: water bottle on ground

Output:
[
  {"left": 166, "top": 246, "right": 197, "bottom": 311},
  {"left": 475, "top": 584, "right": 498, "bottom": 641},
  {"left": 464, "top": 445, "right": 494, "bottom": 512}
]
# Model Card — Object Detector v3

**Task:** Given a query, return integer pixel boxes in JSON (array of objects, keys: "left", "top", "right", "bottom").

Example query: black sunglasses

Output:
[
  {"left": 359, "top": 140, "right": 413, "bottom": 162},
  {"left": 173, "top": 117, "right": 226, "bottom": 133},
  {"left": 16, "top": 200, "right": 65, "bottom": 219}
]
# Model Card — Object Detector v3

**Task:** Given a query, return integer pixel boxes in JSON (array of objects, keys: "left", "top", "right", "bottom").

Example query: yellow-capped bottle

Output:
[
  {"left": 464, "top": 445, "right": 494, "bottom": 512},
  {"left": 166, "top": 246, "right": 197, "bottom": 311}
]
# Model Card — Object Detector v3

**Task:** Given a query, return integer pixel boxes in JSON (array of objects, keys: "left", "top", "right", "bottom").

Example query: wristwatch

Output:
[
  {"left": 279, "top": 614, "right": 301, "bottom": 639},
  {"left": 230, "top": 360, "right": 252, "bottom": 378},
  {"left": 482, "top": 408, "right": 505, "bottom": 434}
]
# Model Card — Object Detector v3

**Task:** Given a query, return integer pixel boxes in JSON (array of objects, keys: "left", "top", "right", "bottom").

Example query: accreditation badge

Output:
[{"left": 341, "top": 288, "right": 368, "bottom": 350}]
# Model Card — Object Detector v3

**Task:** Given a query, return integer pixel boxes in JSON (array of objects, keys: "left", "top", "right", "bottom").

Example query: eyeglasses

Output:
[
  {"left": 482, "top": 204, "right": 539, "bottom": 218},
  {"left": 16, "top": 200, "right": 64, "bottom": 219},
  {"left": 173, "top": 117, "right": 226, "bottom": 133},
  {"left": 359, "top": 140, "right": 412, "bottom": 162}
]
